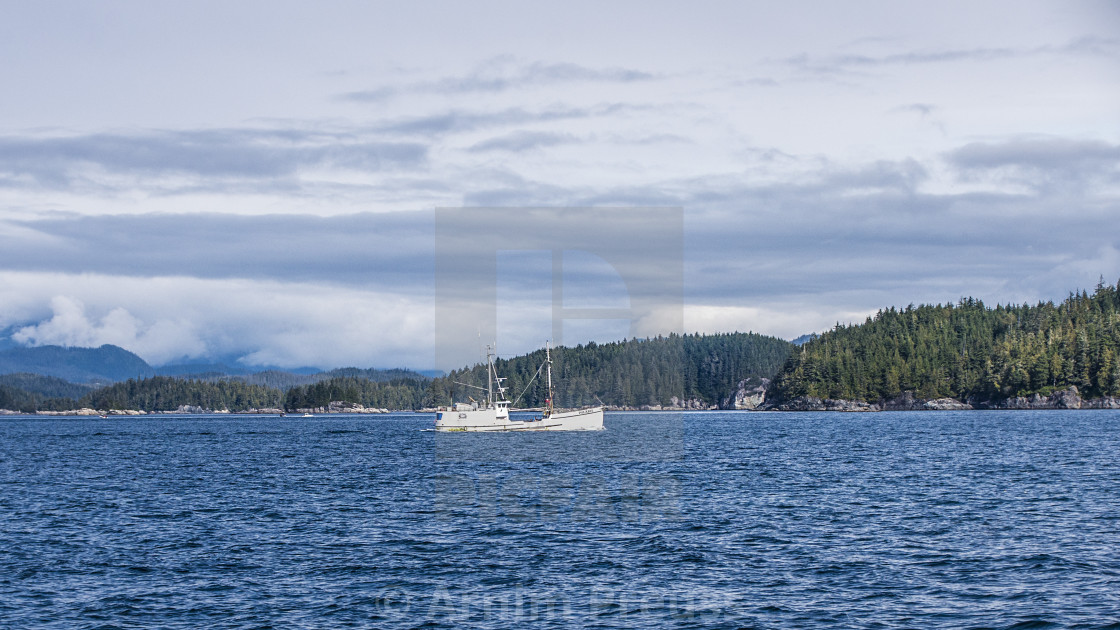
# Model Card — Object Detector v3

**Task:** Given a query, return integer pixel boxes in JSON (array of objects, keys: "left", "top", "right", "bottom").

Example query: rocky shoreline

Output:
[
  {"left": 767, "top": 386, "right": 1120, "bottom": 412},
  {"left": 4, "top": 386, "right": 1120, "bottom": 416},
  {"left": 0, "top": 401, "right": 393, "bottom": 416}
]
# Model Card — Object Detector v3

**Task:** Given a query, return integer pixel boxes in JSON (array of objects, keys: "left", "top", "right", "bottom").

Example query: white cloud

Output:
[
  {"left": 12, "top": 295, "right": 205, "bottom": 365},
  {"left": 1, "top": 2, "right": 1117, "bottom": 370},
  {"left": 0, "top": 272, "right": 434, "bottom": 369},
  {"left": 685, "top": 304, "right": 878, "bottom": 341}
]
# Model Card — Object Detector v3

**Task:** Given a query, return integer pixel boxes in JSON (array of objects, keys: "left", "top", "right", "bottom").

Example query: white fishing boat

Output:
[{"left": 435, "top": 342, "right": 604, "bottom": 432}]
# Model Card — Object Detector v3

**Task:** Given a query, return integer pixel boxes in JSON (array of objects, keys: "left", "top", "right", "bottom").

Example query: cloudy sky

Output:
[{"left": 1, "top": 1, "right": 1118, "bottom": 370}]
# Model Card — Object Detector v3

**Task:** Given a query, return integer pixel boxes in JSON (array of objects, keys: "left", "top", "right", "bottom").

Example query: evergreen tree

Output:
[{"left": 768, "top": 280, "right": 1120, "bottom": 404}]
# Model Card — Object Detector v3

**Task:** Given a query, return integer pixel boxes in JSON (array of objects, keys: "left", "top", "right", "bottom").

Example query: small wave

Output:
[{"left": 1003, "top": 619, "right": 1060, "bottom": 630}]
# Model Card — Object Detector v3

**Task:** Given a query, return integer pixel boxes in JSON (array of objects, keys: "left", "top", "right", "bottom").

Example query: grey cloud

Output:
[
  {"left": 467, "top": 131, "right": 577, "bottom": 153},
  {"left": 0, "top": 129, "right": 428, "bottom": 189},
  {"left": 737, "top": 77, "right": 780, "bottom": 87},
  {"left": 1055, "top": 36, "right": 1120, "bottom": 56},
  {"left": 890, "top": 103, "right": 937, "bottom": 117},
  {"left": 948, "top": 137, "right": 1120, "bottom": 171},
  {"left": 5, "top": 139, "right": 1115, "bottom": 354},
  {"left": 783, "top": 47, "right": 1016, "bottom": 76},
  {"left": 947, "top": 138, "right": 1120, "bottom": 191},
  {"left": 818, "top": 158, "right": 929, "bottom": 191},
  {"left": 455, "top": 147, "right": 1115, "bottom": 310},
  {"left": 342, "top": 60, "right": 655, "bottom": 102},
  {"left": 340, "top": 86, "right": 396, "bottom": 103},
  {"left": 464, "top": 156, "right": 928, "bottom": 210},
  {"left": 783, "top": 37, "right": 1118, "bottom": 77},
  {"left": 373, "top": 104, "right": 632, "bottom": 137},
  {"left": 461, "top": 182, "right": 578, "bottom": 208},
  {"left": 1, "top": 212, "right": 435, "bottom": 292},
  {"left": 431, "top": 61, "right": 654, "bottom": 94},
  {"left": 678, "top": 172, "right": 1116, "bottom": 308},
  {"left": 856, "top": 48, "right": 1017, "bottom": 65}
]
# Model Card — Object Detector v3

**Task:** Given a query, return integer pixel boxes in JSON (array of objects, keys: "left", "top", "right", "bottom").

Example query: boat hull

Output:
[{"left": 435, "top": 407, "right": 604, "bottom": 432}]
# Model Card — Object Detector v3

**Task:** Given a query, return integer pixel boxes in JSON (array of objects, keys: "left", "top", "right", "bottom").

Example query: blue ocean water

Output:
[{"left": 1, "top": 410, "right": 1118, "bottom": 629}]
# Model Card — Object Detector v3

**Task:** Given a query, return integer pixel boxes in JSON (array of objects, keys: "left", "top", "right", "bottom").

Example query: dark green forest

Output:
[
  {"left": 283, "top": 377, "right": 427, "bottom": 411},
  {"left": 0, "top": 384, "right": 77, "bottom": 413},
  {"left": 768, "top": 279, "right": 1120, "bottom": 404},
  {"left": 1, "top": 332, "right": 792, "bottom": 412},
  {"left": 422, "top": 332, "right": 794, "bottom": 409},
  {"left": 285, "top": 332, "right": 792, "bottom": 410},
  {"left": 0, "top": 373, "right": 97, "bottom": 399},
  {"left": 4, "top": 281, "right": 1118, "bottom": 414},
  {"left": 80, "top": 376, "right": 282, "bottom": 412}
]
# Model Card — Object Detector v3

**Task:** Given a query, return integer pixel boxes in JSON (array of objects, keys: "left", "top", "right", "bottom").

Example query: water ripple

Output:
[{"left": 1, "top": 410, "right": 1119, "bottom": 628}]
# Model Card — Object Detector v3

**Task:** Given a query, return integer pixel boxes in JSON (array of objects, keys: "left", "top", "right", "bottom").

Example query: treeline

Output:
[
  {"left": 191, "top": 367, "right": 430, "bottom": 391},
  {"left": 81, "top": 376, "right": 282, "bottom": 412},
  {"left": 283, "top": 377, "right": 427, "bottom": 410},
  {"left": 2, "top": 332, "right": 794, "bottom": 412},
  {"left": 0, "top": 373, "right": 96, "bottom": 399},
  {"left": 424, "top": 332, "right": 794, "bottom": 409},
  {"left": 285, "top": 333, "right": 792, "bottom": 410},
  {"left": 0, "top": 384, "right": 77, "bottom": 413},
  {"left": 768, "top": 279, "right": 1120, "bottom": 404}
]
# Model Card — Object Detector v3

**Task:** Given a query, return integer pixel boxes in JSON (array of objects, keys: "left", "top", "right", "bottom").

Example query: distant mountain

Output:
[
  {"left": 218, "top": 367, "right": 429, "bottom": 391},
  {"left": 227, "top": 370, "right": 323, "bottom": 390},
  {"left": 156, "top": 361, "right": 321, "bottom": 377},
  {"left": 0, "top": 342, "right": 433, "bottom": 390},
  {"left": 790, "top": 334, "right": 818, "bottom": 346},
  {"left": 0, "top": 344, "right": 154, "bottom": 384},
  {"left": 322, "top": 367, "right": 429, "bottom": 382},
  {"left": 156, "top": 362, "right": 253, "bottom": 377}
]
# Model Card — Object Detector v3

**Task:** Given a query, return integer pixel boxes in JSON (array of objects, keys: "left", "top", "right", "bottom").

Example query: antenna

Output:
[
  {"left": 545, "top": 340, "right": 554, "bottom": 417},
  {"left": 486, "top": 343, "right": 494, "bottom": 406}
]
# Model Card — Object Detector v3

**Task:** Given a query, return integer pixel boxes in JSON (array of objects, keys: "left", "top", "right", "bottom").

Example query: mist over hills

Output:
[
  {"left": 0, "top": 344, "right": 431, "bottom": 390},
  {"left": 156, "top": 362, "right": 322, "bottom": 378},
  {"left": 0, "top": 344, "right": 153, "bottom": 384},
  {"left": 4, "top": 278, "right": 1117, "bottom": 415}
]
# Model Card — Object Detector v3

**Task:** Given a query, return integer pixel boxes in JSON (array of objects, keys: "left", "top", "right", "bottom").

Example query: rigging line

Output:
[
  {"left": 453, "top": 380, "right": 486, "bottom": 391},
  {"left": 511, "top": 361, "right": 547, "bottom": 407}
]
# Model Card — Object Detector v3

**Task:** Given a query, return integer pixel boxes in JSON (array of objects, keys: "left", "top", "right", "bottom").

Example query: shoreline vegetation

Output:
[
  {"left": 4, "top": 389, "right": 1120, "bottom": 417},
  {"left": 2, "top": 279, "right": 1118, "bottom": 416}
]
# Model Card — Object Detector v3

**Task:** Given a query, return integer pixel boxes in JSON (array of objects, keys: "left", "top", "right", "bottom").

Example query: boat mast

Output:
[
  {"left": 486, "top": 344, "right": 494, "bottom": 407},
  {"left": 546, "top": 341, "right": 554, "bottom": 417}
]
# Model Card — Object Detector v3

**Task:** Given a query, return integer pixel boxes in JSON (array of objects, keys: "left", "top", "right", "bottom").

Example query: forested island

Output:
[
  {"left": 769, "top": 279, "right": 1120, "bottom": 410},
  {"left": 2, "top": 280, "right": 1119, "bottom": 414}
]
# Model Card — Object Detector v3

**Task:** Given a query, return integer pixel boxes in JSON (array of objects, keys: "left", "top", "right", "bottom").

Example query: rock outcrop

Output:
[
  {"left": 765, "top": 386, "right": 1120, "bottom": 412},
  {"left": 768, "top": 396, "right": 879, "bottom": 412},
  {"left": 882, "top": 391, "right": 973, "bottom": 411},
  {"left": 35, "top": 408, "right": 104, "bottom": 416},
  {"left": 995, "top": 386, "right": 1086, "bottom": 409},
  {"left": 1084, "top": 397, "right": 1120, "bottom": 409},
  {"left": 922, "top": 398, "right": 973, "bottom": 410},
  {"left": 173, "top": 405, "right": 210, "bottom": 414},
  {"left": 725, "top": 378, "right": 769, "bottom": 410},
  {"left": 632, "top": 397, "right": 716, "bottom": 411},
  {"left": 290, "top": 401, "right": 389, "bottom": 414}
]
